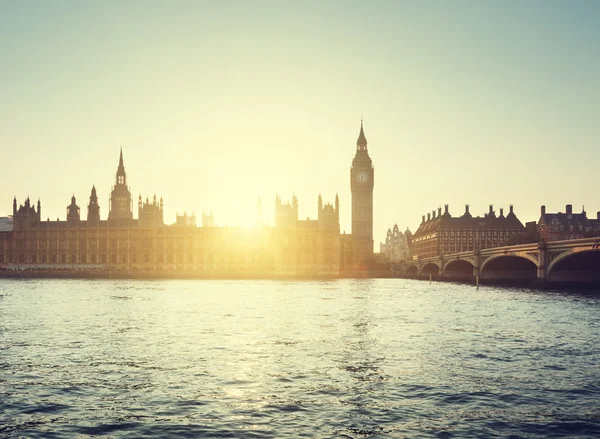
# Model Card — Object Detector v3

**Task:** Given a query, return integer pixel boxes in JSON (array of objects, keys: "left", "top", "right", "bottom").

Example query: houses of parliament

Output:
[{"left": 0, "top": 123, "right": 375, "bottom": 276}]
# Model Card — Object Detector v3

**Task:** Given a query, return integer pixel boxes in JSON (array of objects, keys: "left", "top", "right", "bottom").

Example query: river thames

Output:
[{"left": 1, "top": 279, "right": 599, "bottom": 438}]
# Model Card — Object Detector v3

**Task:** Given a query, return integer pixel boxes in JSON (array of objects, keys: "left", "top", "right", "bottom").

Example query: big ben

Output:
[{"left": 351, "top": 120, "right": 374, "bottom": 264}]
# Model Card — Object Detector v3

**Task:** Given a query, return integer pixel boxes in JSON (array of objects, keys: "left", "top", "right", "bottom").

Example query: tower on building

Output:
[
  {"left": 108, "top": 148, "right": 133, "bottom": 221},
  {"left": 139, "top": 193, "right": 164, "bottom": 228},
  {"left": 350, "top": 119, "right": 374, "bottom": 263},
  {"left": 67, "top": 195, "right": 80, "bottom": 224},
  {"left": 202, "top": 211, "right": 215, "bottom": 227},
  {"left": 87, "top": 185, "right": 100, "bottom": 223}
]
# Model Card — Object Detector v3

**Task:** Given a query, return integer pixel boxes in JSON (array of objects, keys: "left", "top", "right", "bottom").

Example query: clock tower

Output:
[
  {"left": 108, "top": 148, "right": 133, "bottom": 222},
  {"left": 351, "top": 120, "right": 374, "bottom": 264}
]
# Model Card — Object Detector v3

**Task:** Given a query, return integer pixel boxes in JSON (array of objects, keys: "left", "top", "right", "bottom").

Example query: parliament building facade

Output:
[{"left": 0, "top": 124, "right": 375, "bottom": 276}]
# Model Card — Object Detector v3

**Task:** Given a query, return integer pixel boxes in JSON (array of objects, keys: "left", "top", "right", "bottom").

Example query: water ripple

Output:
[{"left": 0, "top": 279, "right": 599, "bottom": 438}]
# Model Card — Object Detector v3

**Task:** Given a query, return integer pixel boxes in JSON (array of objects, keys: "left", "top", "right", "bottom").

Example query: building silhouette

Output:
[
  {"left": 350, "top": 120, "right": 374, "bottom": 264},
  {"left": 380, "top": 224, "right": 412, "bottom": 262},
  {"left": 410, "top": 204, "right": 525, "bottom": 259},
  {"left": 108, "top": 148, "right": 133, "bottom": 221},
  {"left": 0, "top": 122, "right": 374, "bottom": 276},
  {"left": 538, "top": 204, "right": 600, "bottom": 241}
]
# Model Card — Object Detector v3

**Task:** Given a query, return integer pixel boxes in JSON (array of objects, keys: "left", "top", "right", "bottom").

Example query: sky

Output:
[{"left": 1, "top": 0, "right": 599, "bottom": 244}]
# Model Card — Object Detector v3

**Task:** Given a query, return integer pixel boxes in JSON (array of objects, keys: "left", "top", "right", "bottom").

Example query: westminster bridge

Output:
[{"left": 395, "top": 237, "right": 600, "bottom": 284}]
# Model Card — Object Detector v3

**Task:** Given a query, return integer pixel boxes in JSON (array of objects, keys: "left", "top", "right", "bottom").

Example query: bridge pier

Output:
[
  {"left": 473, "top": 250, "right": 481, "bottom": 279},
  {"left": 537, "top": 241, "right": 548, "bottom": 281}
]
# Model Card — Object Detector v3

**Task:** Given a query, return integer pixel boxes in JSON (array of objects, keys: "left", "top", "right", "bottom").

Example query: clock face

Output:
[{"left": 356, "top": 171, "right": 369, "bottom": 183}]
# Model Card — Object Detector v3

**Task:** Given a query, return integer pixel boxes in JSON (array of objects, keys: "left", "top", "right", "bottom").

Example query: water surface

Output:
[{"left": 1, "top": 279, "right": 599, "bottom": 438}]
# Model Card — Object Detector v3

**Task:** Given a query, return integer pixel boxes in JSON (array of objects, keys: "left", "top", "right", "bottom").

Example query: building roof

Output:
[
  {"left": 0, "top": 216, "right": 13, "bottom": 232},
  {"left": 412, "top": 206, "right": 524, "bottom": 238},
  {"left": 539, "top": 209, "right": 592, "bottom": 233},
  {"left": 357, "top": 120, "right": 367, "bottom": 147}
]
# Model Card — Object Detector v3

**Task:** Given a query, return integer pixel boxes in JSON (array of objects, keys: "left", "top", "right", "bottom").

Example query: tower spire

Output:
[
  {"left": 115, "top": 148, "right": 127, "bottom": 186},
  {"left": 118, "top": 147, "right": 125, "bottom": 173},
  {"left": 109, "top": 147, "right": 133, "bottom": 221},
  {"left": 357, "top": 118, "right": 367, "bottom": 150}
]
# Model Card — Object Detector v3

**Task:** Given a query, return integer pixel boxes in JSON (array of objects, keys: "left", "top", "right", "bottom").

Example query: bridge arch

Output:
[
  {"left": 480, "top": 253, "right": 539, "bottom": 273},
  {"left": 421, "top": 262, "right": 440, "bottom": 276},
  {"left": 548, "top": 248, "right": 600, "bottom": 282},
  {"left": 405, "top": 265, "right": 418, "bottom": 276},
  {"left": 480, "top": 254, "right": 538, "bottom": 281},
  {"left": 443, "top": 259, "right": 474, "bottom": 278}
]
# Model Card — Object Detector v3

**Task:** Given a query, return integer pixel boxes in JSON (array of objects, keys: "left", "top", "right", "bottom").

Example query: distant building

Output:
[
  {"left": 175, "top": 212, "right": 196, "bottom": 228},
  {"left": 274, "top": 193, "right": 341, "bottom": 275},
  {"left": 0, "top": 121, "right": 374, "bottom": 275},
  {"left": 410, "top": 204, "right": 525, "bottom": 259},
  {"left": 379, "top": 224, "right": 411, "bottom": 262},
  {"left": 538, "top": 204, "right": 600, "bottom": 242},
  {"left": 139, "top": 194, "right": 164, "bottom": 228},
  {"left": 202, "top": 212, "right": 215, "bottom": 228}
]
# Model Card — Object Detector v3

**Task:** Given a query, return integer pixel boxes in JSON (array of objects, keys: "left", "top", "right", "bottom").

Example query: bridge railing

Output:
[
  {"left": 546, "top": 237, "right": 600, "bottom": 250},
  {"left": 403, "top": 236, "right": 600, "bottom": 266}
]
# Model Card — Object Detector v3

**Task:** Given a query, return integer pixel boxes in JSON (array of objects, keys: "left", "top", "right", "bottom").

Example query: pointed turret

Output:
[
  {"left": 115, "top": 147, "right": 127, "bottom": 186},
  {"left": 88, "top": 185, "right": 100, "bottom": 223},
  {"left": 67, "top": 195, "right": 80, "bottom": 224},
  {"left": 90, "top": 185, "right": 97, "bottom": 202},
  {"left": 357, "top": 118, "right": 367, "bottom": 150},
  {"left": 109, "top": 148, "right": 133, "bottom": 221},
  {"left": 118, "top": 147, "right": 124, "bottom": 170}
]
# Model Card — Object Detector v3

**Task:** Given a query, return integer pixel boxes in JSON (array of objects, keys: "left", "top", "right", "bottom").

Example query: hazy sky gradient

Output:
[{"left": 1, "top": 1, "right": 599, "bottom": 243}]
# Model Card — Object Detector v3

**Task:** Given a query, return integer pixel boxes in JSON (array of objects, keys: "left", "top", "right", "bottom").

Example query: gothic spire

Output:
[
  {"left": 357, "top": 118, "right": 367, "bottom": 150},
  {"left": 89, "top": 185, "right": 98, "bottom": 204},
  {"left": 116, "top": 148, "right": 127, "bottom": 185},
  {"left": 118, "top": 147, "right": 124, "bottom": 170}
]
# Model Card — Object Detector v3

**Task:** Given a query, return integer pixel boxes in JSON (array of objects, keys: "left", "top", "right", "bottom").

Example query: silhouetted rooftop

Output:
[{"left": 0, "top": 217, "right": 13, "bottom": 232}]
